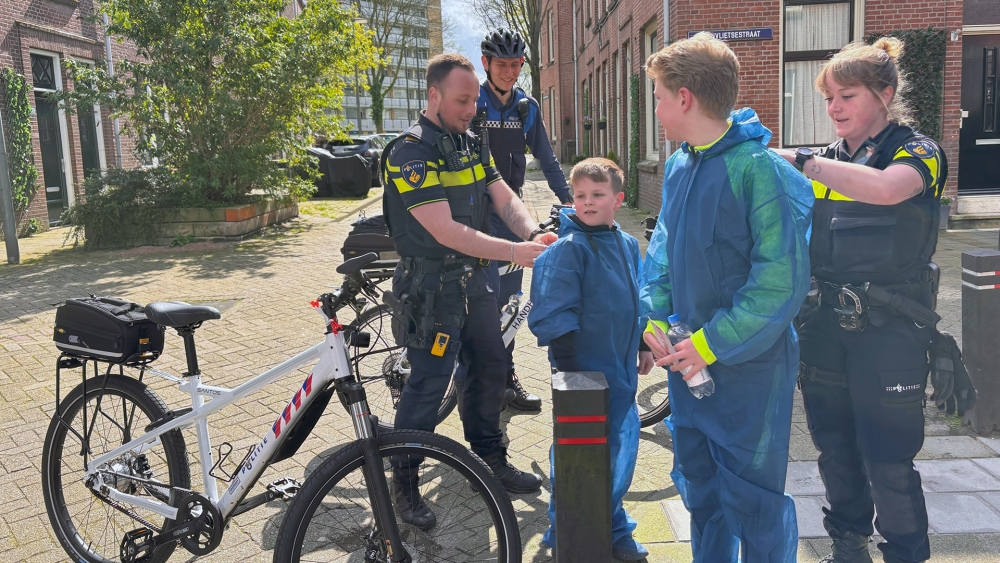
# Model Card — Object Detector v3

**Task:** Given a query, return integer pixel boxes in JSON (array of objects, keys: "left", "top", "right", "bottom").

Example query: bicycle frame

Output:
[{"left": 82, "top": 303, "right": 356, "bottom": 525}]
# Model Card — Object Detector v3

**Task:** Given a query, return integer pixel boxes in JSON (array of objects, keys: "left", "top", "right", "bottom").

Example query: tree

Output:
[
  {"left": 353, "top": 0, "right": 428, "bottom": 133},
  {"left": 60, "top": 0, "right": 377, "bottom": 204},
  {"left": 472, "top": 0, "right": 547, "bottom": 101},
  {"left": 441, "top": 13, "right": 463, "bottom": 54}
]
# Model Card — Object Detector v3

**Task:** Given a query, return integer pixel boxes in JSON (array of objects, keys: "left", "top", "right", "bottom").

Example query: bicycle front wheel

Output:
[
  {"left": 346, "top": 304, "right": 457, "bottom": 430},
  {"left": 274, "top": 429, "right": 521, "bottom": 563},
  {"left": 637, "top": 367, "right": 671, "bottom": 427},
  {"left": 42, "top": 373, "right": 191, "bottom": 563}
]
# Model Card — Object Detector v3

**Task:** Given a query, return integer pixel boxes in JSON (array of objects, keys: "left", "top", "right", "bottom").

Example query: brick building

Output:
[{"left": 541, "top": 0, "right": 966, "bottom": 215}]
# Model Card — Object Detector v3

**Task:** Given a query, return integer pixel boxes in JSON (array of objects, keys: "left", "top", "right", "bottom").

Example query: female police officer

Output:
[{"left": 777, "top": 38, "right": 946, "bottom": 563}]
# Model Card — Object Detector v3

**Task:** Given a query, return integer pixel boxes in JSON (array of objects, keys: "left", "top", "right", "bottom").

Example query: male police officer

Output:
[
  {"left": 381, "top": 53, "right": 553, "bottom": 530},
  {"left": 476, "top": 29, "right": 572, "bottom": 411}
]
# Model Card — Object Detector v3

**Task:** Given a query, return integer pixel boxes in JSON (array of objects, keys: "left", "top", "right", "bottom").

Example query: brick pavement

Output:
[{"left": 2, "top": 173, "right": 1000, "bottom": 562}]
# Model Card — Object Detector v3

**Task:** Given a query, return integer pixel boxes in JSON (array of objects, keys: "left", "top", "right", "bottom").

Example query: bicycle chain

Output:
[{"left": 98, "top": 491, "right": 163, "bottom": 533}]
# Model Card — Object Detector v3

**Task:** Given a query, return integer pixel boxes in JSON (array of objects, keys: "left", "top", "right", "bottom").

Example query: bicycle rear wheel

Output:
[
  {"left": 274, "top": 429, "right": 520, "bottom": 563},
  {"left": 637, "top": 367, "right": 671, "bottom": 427},
  {"left": 42, "top": 373, "right": 191, "bottom": 563},
  {"left": 345, "top": 304, "right": 458, "bottom": 429}
]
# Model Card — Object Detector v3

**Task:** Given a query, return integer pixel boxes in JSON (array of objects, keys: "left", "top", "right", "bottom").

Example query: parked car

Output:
[
  {"left": 375, "top": 133, "right": 398, "bottom": 147},
  {"left": 327, "top": 135, "right": 386, "bottom": 187}
]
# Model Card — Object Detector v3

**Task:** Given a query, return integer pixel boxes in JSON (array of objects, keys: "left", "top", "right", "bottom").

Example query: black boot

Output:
[
  {"left": 505, "top": 370, "right": 541, "bottom": 411},
  {"left": 391, "top": 467, "right": 436, "bottom": 531},
  {"left": 818, "top": 531, "right": 873, "bottom": 563},
  {"left": 480, "top": 449, "right": 542, "bottom": 494}
]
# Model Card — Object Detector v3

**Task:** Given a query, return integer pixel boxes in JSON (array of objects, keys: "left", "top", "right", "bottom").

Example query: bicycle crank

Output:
[{"left": 176, "top": 492, "right": 224, "bottom": 555}]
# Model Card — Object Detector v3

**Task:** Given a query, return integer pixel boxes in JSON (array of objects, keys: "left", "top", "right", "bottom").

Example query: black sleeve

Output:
[{"left": 549, "top": 331, "right": 580, "bottom": 372}]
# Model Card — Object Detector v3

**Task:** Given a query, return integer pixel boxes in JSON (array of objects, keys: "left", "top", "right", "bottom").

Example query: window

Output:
[
  {"left": 643, "top": 25, "right": 659, "bottom": 159},
  {"left": 613, "top": 52, "right": 620, "bottom": 157},
  {"left": 548, "top": 11, "right": 555, "bottom": 64},
  {"left": 624, "top": 41, "right": 632, "bottom": 160},
  {"left": 549, "top": 87, "right": 556, "bottom": 141},
  {"left": 783, "top": 1, "right": 854, "bottom": 146}
]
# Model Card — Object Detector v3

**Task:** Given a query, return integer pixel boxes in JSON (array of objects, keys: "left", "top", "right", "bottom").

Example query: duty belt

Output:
[{"left": 815, "top": 280, "right": 941, "bottom": 331}]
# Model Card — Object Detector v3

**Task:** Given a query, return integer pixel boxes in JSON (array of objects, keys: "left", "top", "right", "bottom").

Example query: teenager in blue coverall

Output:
[
  {"left": 528, "top": 158, "right": 653, "bottom": 562},
  {"left": 641, "top": 34, "right": 814, "bottom": 563}
]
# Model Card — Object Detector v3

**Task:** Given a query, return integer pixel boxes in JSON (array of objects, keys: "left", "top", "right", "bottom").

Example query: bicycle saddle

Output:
[
  {"left": 336, "top": 252, "right": 379, "bottom": 275},
  {"left": 145, "top": 301, "right": 221, "bottom": 328}
]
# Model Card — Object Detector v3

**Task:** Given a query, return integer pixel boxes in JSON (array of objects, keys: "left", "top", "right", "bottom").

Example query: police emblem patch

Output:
[
  {"left": 903, "top": 140, "right": 936, "bottom": 159},
  {"left": 401, "top": 160, "right": 426, "bottom": 189}
]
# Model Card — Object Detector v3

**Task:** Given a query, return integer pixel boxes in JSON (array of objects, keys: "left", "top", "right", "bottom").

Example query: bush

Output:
[
  {"left": 570, "top": 154, "right": 587, "bottom": 164},
  {"left": 62, "top": 168, "right": 177, "bottom": 250},
  {"left": 865, "top": 28, "right": 946, "bottom": 141},
  {"left": 606, "top": 150, "right": 618, "bottom": 163}
]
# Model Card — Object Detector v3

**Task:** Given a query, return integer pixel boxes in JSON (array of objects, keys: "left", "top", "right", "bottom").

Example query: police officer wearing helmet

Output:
[
  {"left": 475, "top": 28, "right": 573, "bottom": 411},
  {"left": 380, "top": 53, "right": 554, "bottom": 530},
  {"left": 778, "top": 38, "right": 975, "bottom": 563}
]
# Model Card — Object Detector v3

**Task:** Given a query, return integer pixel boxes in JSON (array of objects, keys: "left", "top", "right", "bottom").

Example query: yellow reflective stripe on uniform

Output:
[
  {"left": 392, "top": 171, "right": 440, "bottom": 193},
  {"left": 385, "top": 162, "right": 401, "bottom": 173},
  {"left": 438, "top": 168, "right": 475, "bottom": 186},
  {"left": 406, "top": 198, "right": 447, "bottom": 210},
  {"left": 892, "top": 146, "right": 941, "bottom": 193},
  {"left": 473, "top": 163, "right": 486, "bottom": 181},
  {"left": 813, "top": 179, "right": 854, "bottom": 201}
]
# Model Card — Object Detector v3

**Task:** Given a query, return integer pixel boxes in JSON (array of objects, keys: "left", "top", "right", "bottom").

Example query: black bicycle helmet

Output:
[{"left": 481, "top": 29, "right": 526, "bottom": 59}]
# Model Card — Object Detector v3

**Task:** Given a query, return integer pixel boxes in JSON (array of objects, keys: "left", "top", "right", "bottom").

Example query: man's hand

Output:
[
  {"left": 643, "top": 331, "right": 668, "bottom": 361},
  {"left": 532, "top": 231, "right": 558, "bottom": 246},
  {"left": 656, "top": 338, "right": 708, "bottom": 381},
  {"left": 512, "top": 241, "right": 548, "bottom": 267},
  {"left": 638, "top": 351, "right": 655, "bottom": 376}
]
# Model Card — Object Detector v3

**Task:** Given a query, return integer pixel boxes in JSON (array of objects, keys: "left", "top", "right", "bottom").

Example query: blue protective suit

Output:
[
  {"left": 640, "top": 108, "right": 814, "bottom": 563},
  {"left": 528, "top": 209, "right": 644, "bottom": 548}
]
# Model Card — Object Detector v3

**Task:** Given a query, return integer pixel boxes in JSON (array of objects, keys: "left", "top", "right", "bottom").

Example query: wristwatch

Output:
[{"left": 794, "top": 147, "right": 815, "bottom": 172}]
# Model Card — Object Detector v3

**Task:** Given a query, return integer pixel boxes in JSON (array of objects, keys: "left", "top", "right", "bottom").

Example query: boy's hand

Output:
[
  {"left": 643, "top": 331, "right": 669, "bottom": 361},
  {"left": 513, "top": 241, "right": 548, "bottom": 267},
  {"left": 532, "top": 231, "right": 558, "bottom": 246},
  {"left": 638, "top": 351, "right": 655, "bottom": 375},
  {"left": 657, "top": 338, "right": 709, "bottom": 381}
]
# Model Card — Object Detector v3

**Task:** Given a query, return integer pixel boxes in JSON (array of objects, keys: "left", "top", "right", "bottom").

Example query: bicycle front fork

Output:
[{"left": 339, "top": 380, "right": 412, "bottom": 563}]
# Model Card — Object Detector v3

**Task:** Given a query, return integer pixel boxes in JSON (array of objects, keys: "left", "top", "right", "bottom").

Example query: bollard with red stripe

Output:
[
  {"left": 551, "top": 370, "right": 612, "bottom": 562},
  {"left": 962, "top": 249, "right": 1000, "bottom": 432}
]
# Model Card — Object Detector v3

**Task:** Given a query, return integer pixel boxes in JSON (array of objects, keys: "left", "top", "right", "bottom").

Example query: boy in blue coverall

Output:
[
  {"left": 528, "top": 158, "right": 655, "bottom": 561},
  {"left": 641, "top": 34, "right": 814, "bottom": 562}
]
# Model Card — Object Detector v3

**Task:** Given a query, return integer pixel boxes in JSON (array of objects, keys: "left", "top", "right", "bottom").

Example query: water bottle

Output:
[
  {"left": 499, "top": 291, "right": 522, "bottom": 333},
  {"left": 666, "top": 314, "right": 716, "bottom": 399}
]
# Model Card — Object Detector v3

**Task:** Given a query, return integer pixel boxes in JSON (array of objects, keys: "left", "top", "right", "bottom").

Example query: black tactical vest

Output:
[
  {"left": 810, "top": 124, "right": 945, "bottom": 286},
  {"left": 379, "top": 124, "right": 492, "bottom": 259}
]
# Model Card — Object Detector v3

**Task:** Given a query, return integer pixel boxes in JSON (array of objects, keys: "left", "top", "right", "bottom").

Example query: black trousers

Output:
[
  {"left": 798, "top": 306, "right": 932, "bottom": 563},
  {"left": 392, "top": 266, "right": 508, "bottom": 458}
]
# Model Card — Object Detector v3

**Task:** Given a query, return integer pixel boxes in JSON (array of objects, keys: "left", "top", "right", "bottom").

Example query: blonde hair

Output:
[
  {"left": 644, "top": 32, "right": 740, "bottom": 121},
  {"left": 815, "top": 37, "right": 913, "bottom": 125},
  {"left": 569, "top": 158, "right": 624, "bottom": 194}
]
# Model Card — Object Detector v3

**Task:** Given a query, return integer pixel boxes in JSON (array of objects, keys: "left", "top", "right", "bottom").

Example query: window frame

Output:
[
  {"left": 643, "top": 25, "right": 659, "bottom": 160},
  {"left": 782, "top": 0, "right": 856, "bottom": 147}
]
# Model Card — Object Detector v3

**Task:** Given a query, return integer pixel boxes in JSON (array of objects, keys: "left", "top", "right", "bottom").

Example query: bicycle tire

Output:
[
  {"left": 273, "top": 429, "right": 521, "bottom": 563},
  {"left": 637, "top": 369, "right": 671, "bottom": 427},
  {"left": 42, "top": 373, "right": 191, "bottom": 563},
  {"left": 343, "top": 304, "right": 457, "bottom": 430}
]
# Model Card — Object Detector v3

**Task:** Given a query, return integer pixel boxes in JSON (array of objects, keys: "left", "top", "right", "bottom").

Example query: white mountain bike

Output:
[{"left": 42, "top": 253, "right": 521, "bottom": 563}]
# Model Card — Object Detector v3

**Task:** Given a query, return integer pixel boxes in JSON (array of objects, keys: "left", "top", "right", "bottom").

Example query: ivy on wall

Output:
[
  {"left": 865, "top": 28, "right": 946, "bottom": 141},
  {"left": 627, "top": 74, "right": 640, "bottom": 208},
  {"left": 1, "top": 67, "right": 39, "bottom": 211}
]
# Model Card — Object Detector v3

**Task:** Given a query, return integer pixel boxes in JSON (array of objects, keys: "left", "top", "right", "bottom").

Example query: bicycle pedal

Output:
[
  {"left": 266, "top": 477, "right": 301, "bottom": 499},
  {"left": 119, "top": 527, "right": 154, "bottom": 563}
]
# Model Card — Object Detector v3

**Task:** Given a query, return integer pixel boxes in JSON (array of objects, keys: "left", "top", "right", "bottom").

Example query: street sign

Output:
[{"left": 688, "top": 28, "right": 773, "bottom": 41}]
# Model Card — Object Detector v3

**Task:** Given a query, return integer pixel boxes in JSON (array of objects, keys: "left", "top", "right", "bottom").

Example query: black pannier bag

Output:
[
  {"left": 341, "top": 213, "right": 397, "bottom": 260},
  {"left": 53, "top": 297, "right": 165, "bottom": 364}
]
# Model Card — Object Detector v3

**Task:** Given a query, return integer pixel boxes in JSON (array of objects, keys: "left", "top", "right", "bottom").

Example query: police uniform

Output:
[
  {"left": 476, "top": 82, "right": 571, "bottom": 380},
  {"left": 380, "top": 113, "right": 510, "bottom": 458},
  {"left": 797, "top": 123, "right": 947, "bottom": 563}
]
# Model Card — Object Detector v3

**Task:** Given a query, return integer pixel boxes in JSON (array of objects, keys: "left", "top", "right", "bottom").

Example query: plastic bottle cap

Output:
[{"left": 667, "top": 314, "right": 680, "bottom": 324}]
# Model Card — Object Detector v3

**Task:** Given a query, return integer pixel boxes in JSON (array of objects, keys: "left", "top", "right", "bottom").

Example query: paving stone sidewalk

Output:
[{"left": 1, "top": 172, "right": 999, "bottom": 562}]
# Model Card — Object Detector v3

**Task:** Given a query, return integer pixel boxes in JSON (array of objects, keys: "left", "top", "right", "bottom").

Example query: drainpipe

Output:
[
  {"left": 103, "top": 14, "right": 123, "bottom": 168},
  {"left": 0, "top": 112, "right": 20, "bottom": 264},
  {"left": 573, "top": 0, "right": 579, "bottom": 156}
]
